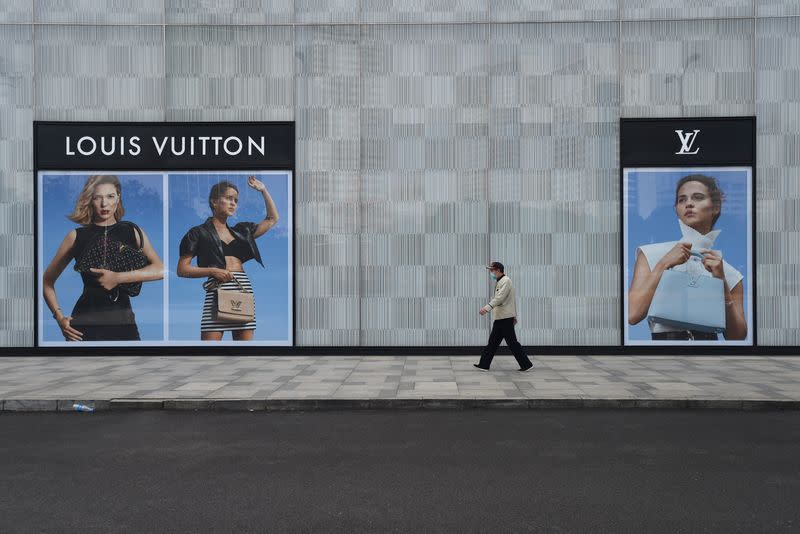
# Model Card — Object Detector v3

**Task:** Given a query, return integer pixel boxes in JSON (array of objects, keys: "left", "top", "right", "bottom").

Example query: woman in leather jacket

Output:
[{"left": 177, "top": 176, "right": 279, "bottom": 341}]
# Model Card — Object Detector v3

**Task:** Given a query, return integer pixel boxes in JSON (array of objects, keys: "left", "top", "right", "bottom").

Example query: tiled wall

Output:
[{"left": 1, "top": 1, "right": 798, "bottom": 347}]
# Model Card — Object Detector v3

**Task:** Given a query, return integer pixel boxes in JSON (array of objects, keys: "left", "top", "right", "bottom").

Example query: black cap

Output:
[{"left": 486, "top": 261, "right": 504, "bottom": 273}]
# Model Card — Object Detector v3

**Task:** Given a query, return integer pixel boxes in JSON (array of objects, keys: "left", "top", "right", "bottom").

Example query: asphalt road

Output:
[{"left": 1, "top": 410, "right": 799, "bottom": 533}]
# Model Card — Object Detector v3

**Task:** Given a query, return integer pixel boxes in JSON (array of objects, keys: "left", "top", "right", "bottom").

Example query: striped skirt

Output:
[{"left": 201, "top": 271, "right": 256, "bottom": 332}]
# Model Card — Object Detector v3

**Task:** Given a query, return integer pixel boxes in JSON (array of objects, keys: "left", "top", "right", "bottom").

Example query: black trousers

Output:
[{"left": 479, "top": 318, "right": 532, "bottom": 369}]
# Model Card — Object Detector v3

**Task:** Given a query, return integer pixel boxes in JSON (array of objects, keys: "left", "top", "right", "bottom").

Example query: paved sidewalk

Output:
[{"left": 1, "top": 355, "right": 799, "bottom": 411}]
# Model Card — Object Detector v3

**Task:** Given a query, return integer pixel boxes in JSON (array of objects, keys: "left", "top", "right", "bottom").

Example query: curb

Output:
[{"left": 2, "top": 398, "right": 800, "bottom": 412}]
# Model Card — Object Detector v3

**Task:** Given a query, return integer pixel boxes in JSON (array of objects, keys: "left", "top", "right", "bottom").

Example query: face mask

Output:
[{"left": 490, "top": 273, "right": 497, "bottom": 281}]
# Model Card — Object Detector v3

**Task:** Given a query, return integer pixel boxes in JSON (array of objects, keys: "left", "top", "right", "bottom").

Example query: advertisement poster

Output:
[
  {"left": 168, "top": 172, "right": 292, "bottom": 345},
  {"left": 35, "top": 122, "right": 294, "bottom": 347},
  {"left": 623, "top": 167, "right": 753, "bottom": 345},
  {"left": 620, "top": 117, "right": 755, "bottom": 346}
]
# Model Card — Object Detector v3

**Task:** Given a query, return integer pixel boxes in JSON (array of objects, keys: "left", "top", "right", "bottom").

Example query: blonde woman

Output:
[{"left": 42, "top": 175, "right": 164, "bottom": 341}]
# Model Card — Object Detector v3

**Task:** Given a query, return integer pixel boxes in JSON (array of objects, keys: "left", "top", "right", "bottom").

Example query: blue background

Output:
[
  {"left": 40, "top": 173, "right": 165, "bottom": 342},
  {"left": 167, "top": 173, "right": 291, "bottom": 342},
  {"left": 625, "top": 168, "right": 750, "bottom": 341}
]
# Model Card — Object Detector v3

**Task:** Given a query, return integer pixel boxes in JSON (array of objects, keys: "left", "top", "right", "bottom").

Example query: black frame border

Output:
[
  {"left": 31, "top": 120, "right": 296, "bottom": 353},
  {"left": 619, "top": 116, "right": 761, "bottom": 351}
]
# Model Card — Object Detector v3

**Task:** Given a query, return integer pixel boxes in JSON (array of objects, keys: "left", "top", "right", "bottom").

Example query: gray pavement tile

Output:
[
  {"left": 625, "top": 389, "right": 655, "bottom": 398},
  {"left": 253, "top": 388, "right": 280, "bottom": 397},
  {"left": 330, "top": 391, "right": 380, "bottom": 400},
  {"left": 207, "top": 387, "right": 267, "bottom": 398},
  {"left": 124, "top": 390, "right": 162, "bottom": 397},
  {"left": 271, "top": 375, "right": 296, "bottom": 383},
  {"left": 413, "top": 383, "right": 459, "bottom": 394}
]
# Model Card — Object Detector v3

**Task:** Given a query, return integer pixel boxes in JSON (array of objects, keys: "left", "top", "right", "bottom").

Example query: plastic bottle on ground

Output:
[{"left": 72, "top": 403, "right": 95, "bottom": 413}]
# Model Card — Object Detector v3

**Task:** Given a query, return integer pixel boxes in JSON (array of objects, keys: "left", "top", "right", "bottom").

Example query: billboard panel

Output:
[
  {"left": 621, "top": 117, "right": 755, "bottom": 346},
  {"left": 35, "top": 122, "right": 294, "bottom": 347}
]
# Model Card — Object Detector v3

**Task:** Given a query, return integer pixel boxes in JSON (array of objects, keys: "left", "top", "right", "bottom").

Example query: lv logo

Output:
[
  {"left": 675, "top": 129, "right": 700, "bottom": 155},
  {"left": 231, "top": 300, "right": 241, "bottom": 310}
]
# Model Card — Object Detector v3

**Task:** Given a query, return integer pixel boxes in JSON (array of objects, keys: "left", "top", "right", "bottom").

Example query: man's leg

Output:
[
  {"left": 500, "top": 319, "right": 532, "bottom": 369},
  {"left": 478, "top": 320, "right": 503, "bottom": 369}
]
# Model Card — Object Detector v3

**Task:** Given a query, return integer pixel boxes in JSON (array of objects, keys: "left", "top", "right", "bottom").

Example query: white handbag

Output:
[{"left": 647, "top": 254, "right": 725, "bottom": 333}]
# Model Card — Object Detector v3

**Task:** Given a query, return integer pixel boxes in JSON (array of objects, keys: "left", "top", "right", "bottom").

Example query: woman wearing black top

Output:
[
  {"left": 177, "top": 176, "right": 280, "bottom": 341},
  {"left": 42, "top": 175, "right": 164, "bottom": 341}
]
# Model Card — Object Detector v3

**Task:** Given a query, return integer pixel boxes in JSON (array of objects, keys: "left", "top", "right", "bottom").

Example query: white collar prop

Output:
[{"left": 678, "top": 219, "right": 720, "bottom": 252}]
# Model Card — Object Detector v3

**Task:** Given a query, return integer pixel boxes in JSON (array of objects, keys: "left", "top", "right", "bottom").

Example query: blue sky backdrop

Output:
[
  {"left": 167, "top": 172, "right": 292, "bottom": 342},
  {"left": 40, "top": 173, "right": 165, "bottom": 342},
  {"left": 625, "top": 168, "right": 751, "bottom": 341}
]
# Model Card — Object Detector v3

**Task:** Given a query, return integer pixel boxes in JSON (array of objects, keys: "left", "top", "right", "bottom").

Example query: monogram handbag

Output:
[
  {"left": 74, "top": 222, "right": 149, "bottom": 297},
  {"left": 204, "top": 277, "right": 255, "bottom": 324},
  {"left": 647, "top": 255, "right": 725, "bottom": 334}
]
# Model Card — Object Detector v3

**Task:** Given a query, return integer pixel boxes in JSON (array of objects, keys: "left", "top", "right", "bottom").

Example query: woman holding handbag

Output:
[
  {"left": 176, "top": 176, "right": 279, "bottom": 341},
  {"left": 627, "top": 174, "right": 747, "bottom": 341},
  {"left": 42, "top": 175, "right": 164, "bottom": 341}
]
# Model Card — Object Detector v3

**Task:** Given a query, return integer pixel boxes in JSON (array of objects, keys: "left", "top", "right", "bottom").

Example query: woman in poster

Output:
[
  {"left": 628, "top": 174, "right": 747, "bottom": 341},
  {"left": 176, "top": 176, "right": 279, "bottom": 341},
  {"left": 42, "top": 175, "right": 164, "bottom": 341}
]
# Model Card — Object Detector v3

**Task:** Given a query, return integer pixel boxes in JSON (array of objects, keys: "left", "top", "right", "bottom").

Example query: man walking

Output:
[{"left": 475, "top": 261, "right": 533, "bottom": 372}]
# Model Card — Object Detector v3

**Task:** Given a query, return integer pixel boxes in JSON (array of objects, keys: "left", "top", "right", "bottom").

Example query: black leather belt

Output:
[{"left": 651, "top": 331, "right": 718, "bottom": 341}]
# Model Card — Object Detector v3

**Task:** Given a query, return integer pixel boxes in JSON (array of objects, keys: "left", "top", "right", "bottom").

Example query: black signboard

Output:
[
  {"left": 621, "top": 117, "right": 755, "bottom": 167},
  {"left": 35, "top": 122, "right": 295, "bottom": 170}
]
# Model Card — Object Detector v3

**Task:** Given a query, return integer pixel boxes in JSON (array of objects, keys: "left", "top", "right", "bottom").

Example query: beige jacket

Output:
[{"left": 482, "top": 274, "right": 517, "bottom": 321}]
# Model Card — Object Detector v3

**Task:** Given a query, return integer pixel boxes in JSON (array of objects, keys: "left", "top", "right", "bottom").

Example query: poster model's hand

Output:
[
  {"left": 247, "top": 175, "right": 266, "bottom": 192},
  {"left": 57, "top": 316, "right": 83, "bottom": 341},
  {"left": 657, "top": 242, "right": 692, "bottom": 270},
  {"left": 210, "top": 268, "right": 233, "bottom": 282},
  {"left": 89, "top": 268, "right": 120, "bottom": 290},
  {"left": 701, "top": 249, "right": 725, "bottom": 280}
]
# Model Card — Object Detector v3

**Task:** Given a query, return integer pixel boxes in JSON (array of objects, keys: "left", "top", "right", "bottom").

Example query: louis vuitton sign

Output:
[
  {"left": 36, "top": 122, "right": 295, "bottom": 170},
  {"left": 620, "top": 117, "right": 755, "bottom": 167}
]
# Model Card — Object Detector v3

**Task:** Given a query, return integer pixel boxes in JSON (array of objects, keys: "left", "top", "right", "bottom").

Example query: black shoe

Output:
[
  {"left": 518, "top": 363, "right": 534, "bottom": 372},
  {"left": 473, "top": 364, "right": 490, "bottom": 371}
]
